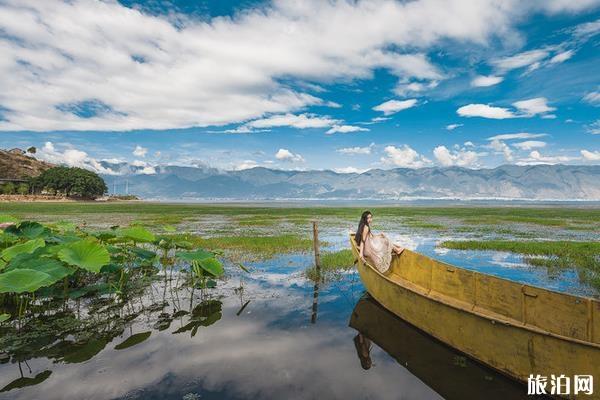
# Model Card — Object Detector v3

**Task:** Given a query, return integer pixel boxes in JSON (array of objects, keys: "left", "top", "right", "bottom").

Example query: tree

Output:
[
  {"left": 17, "top": 183, "right": 29, "bottom": 195},
  {"left": 27, "top": 146, "right": 37, "bottom": 154},
  {"left": 2, "top": 182, "right": 15, "bottom": 195},
  {"left": 33, "top": 167, "right": 107, "bottom": 199}
]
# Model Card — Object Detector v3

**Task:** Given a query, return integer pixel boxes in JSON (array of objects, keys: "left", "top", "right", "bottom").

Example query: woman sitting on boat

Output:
[{"left": 355, "top": 210, "right": 404, "bottom": 274}]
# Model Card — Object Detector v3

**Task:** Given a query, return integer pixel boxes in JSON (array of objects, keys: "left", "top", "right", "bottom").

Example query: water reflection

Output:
[
  {"left": 0, "top": 252, "right": 554, "bottom": 400},
  {"left": 349, "top": 294, "right": 547, "bottom": 400}
]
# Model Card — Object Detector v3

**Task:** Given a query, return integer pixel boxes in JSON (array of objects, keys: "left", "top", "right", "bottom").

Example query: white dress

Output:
[{"left": 364, "top": 231, "right": 393, "bottom": 274}]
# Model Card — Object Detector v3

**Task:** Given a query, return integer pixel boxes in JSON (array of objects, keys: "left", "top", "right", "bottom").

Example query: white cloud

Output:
[
  {"left": 512, "top": 97, "right": 555, "bottom": 116},
  {"left": 458, "top": 98, "right": 555, "bottom": 119},
  {"left": 586, "top": 120, "right": 600, "bottom": 134},
  {"left": 393, "top": 80, "right": 438, "bottom": 96},
  {"left": 337, "top": 143, "right": 375, "bottom": 155},
  {"left": 138, "top": 166, "right": 157, "bottom": 175},
  {"left": 487, "top": 139, "right": 514, "bottom": 161},
  {"left": 583, "top": 90, "right": 600, "bottom": 105},
  {"left": 457, "top": 104, "right": 515, "bottom": 119},
  {"left": 573, "top": 17, "right": 600, "bottom": 39},
  {"left": 36, "top": 141, "right": 117, "bottom": 174},
  {"left": 233, "top": 160, "right": 260, "bottom": 170},
  {"left": 487, "top": 132, "right": 547, "bottom": 141},
  {"left": 0, "top": 0, "right": 518, "bottom": 132},
  {"left": 491, "top": 49, "right": 549, "bottom": 72},
  {"left": 373, "top": 99, "right": 418, "bottom": 116},
  {"left": 0, "top": 0, "right": 595, "bottom": 131},
  {"left": 223, "top": 126, "right": 265, "bottom": 134},
  {"left": 512, "top": 140, "right": 547, "bottom": 150},
  {"left": 333, "top": 166, "right": 368, "bottom": 174},
  {"left": 326, "top": 125, "right": 369, "bottom": 134},
  {"left": 433, "top": 145, "right": 479, "bottom": 167},
  {"left": 369, "top": 116, "right": 391, "bottom": 124},
  {"left": 247, "top": 113, "right": 339, "bottom": 129},
  {"left": 133, "top": 145, "right": 148, "bottom": 157},
  {"left": 490, "top": 45, "right": 576, "bottom": 76},
  {"left": 581, "top": 149, "right": 600, "bottom": 161},
  {"left": 275, "top": 148, "right": 304, "bottom": 163},
  {"left": 549, "top": 50, "right": 574, "bottom": 64},
  {"left": 464, "top": 141, "right": 475, "bottom": 147},
  {"left": 445, "top": 123, "right": 463, "bottom": 130},
  {"left": 517, "top": 150, "right": 578, "bottom": 165},
  {"left": 471, "top": 75, "right": 503, "bottom": 87},
  {"left": 380, "top": 145, "right": 431, "bottom": 168}
]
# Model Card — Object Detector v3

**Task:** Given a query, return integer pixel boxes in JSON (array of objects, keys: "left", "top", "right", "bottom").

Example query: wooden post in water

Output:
[
  {"left": 311, "top": 221, "right": 321, "bottom": 324},
  {"left": 312, "top": 221, "right": 321, "bottom": 270}
]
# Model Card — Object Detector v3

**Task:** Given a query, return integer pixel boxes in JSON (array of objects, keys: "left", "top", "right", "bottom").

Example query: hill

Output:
[{"left": 0, "top": 148, "right": 54, "bottom": 180}]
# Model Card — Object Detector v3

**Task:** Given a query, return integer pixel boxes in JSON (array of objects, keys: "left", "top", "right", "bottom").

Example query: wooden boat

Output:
[{"left": 349, "top": 234, "right": 600, "bottom": 399}]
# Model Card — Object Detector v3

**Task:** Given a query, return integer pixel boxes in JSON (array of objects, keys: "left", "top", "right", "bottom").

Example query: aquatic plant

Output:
[{"left": 0, "top": 216, "right": 230, "bottom": 301}]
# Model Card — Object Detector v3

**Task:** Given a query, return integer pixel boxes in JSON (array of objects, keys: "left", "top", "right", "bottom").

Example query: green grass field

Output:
[
  {"left": 1, "top": 201, "right": 598, "bottom": 228},
  {"left": 1, "top": 201, "right": 599, "bottom": 289}
]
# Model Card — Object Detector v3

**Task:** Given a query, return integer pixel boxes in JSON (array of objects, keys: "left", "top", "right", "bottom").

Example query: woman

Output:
[{"left": 355, "top": 210, "right": 404, "bottom": 274}]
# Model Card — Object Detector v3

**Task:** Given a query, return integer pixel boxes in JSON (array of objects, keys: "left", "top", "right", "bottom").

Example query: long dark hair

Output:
[{"left": 355, "top": 210, "right": 372, "bottom": 245}]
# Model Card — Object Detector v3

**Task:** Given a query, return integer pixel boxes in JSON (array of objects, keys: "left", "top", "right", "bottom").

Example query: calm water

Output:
[{"left": 0, "top": 238, "right": 574, "bottom": 400}]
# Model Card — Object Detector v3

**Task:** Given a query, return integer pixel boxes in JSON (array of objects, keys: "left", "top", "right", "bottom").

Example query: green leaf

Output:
[
  {"left": 0, "top": 269, "right": 52, "bottom": 293},
  {"left": 0, "top": 238, "right": 46, "bottom": 270},
  {"left": 0, "top": 370, "right": 52, "bottom": 393},
  {"left": 93, "top": 231, "right": 117, "bottom": 241},
  {"left": 100, "top": 263, "right": 122, "bottom": 274},
  {"left": 163, "top": 225, "right": 177, "bottom": 232},
  {"left": 198, "top": 258, "right": 224, "bottom": 277},
  {"left": 174, "top": 240, "right": 193, "bottom": 249},
  {"left": 5, "top": 221, "right": 49, "bottom": 239},
  {"left": 58, "top": 239, "right": 110, "bottom": 273},
  {"left": 206, "top": 279, "right": 217, "bottom": 288},
  {"left": 117, "top": 226, "right": 155, "bottom": 243},
  {"left": 8, "top": 257, "right": 74, "bottom": 285},
  {"left": 60, "top": 339, "right": 108, "bottom": 364},
  {"left": 114, "top": 331, "right": 151, "bottom": 350},
  {"left": 131, "top": 247, "right": 157, "bottom": 261},
  {"left": 0, "top": 313, "right": 10, "bottom": 323},
  {"left": 176, "top": 249, "right": 214, "bottom": 263}
]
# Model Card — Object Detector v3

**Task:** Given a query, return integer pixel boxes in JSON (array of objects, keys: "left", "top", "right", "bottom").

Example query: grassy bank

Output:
[
  {"left": 2, "top": 202, "right": 598, "bottom": 233},
  {"left": 439, "top": 240, "right": 600, "bottom": 287},
  {"left": 305, "top": 249, "right": 355, "bottom": 282},
  {"left": 166, "top": 233, "right": 314, "bottom": 260}
]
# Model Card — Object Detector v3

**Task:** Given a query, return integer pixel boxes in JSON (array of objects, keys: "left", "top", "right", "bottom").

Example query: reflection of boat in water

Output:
[
  {"left": 349, "top": 235, "right": 600, "bottom": 398},
  {"left": 350, "top": 294, "right": 533, "bottom": 400}
]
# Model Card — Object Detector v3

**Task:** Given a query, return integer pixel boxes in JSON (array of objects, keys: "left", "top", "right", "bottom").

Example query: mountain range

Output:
[{"left": 99, "top": 163, "right": 600, "bottom": 201}]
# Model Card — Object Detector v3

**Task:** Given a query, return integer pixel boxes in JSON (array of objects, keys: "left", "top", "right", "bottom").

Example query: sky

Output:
[{"left": 0, "top": 0, "right": 599, "bottom": 174}]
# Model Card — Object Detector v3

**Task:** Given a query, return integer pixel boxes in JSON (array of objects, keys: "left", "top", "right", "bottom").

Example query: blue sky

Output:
[{"left": 0, "top": 0, "right": 599, "bottom": 174}]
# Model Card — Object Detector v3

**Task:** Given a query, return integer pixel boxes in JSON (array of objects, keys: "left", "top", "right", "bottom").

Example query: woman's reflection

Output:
[{"left": 353, "top": 333, "right": 373, "bottom": 370}]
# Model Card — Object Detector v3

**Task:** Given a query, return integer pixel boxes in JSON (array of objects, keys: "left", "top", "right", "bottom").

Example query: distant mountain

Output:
[
  {"left": 101, "top": 164, "right": 600, "bottom": 201},
  {"left": 0, "top": 148, "right": 53, "bottom": 180}
]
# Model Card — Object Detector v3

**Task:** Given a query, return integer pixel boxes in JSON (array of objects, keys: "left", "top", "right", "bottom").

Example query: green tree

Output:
[
  {"left": 2, "top": 182, "right": 15, "bottom": 195},
  {"left": 34, "top": 167, "right": 107, "bottom": 199},
  {"left": 27, "top": 146, "right": 37, "bottom": 154},
  {"left": 17, "top": 183, "right": 29, "bottom": 195}
]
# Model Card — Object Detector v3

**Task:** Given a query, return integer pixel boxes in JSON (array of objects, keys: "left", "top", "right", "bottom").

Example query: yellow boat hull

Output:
[{"left": 350, "top": 236, "right": 600, "bottom": 399}]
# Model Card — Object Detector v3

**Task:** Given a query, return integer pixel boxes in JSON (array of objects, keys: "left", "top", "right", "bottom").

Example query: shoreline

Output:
[{"left": 0, "top": 195, "right": 139, "bottom": 203}]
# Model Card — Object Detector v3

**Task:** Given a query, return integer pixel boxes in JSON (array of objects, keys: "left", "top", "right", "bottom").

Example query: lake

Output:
[{"left": 1, "top": 203, "right": 596, "bottom": 399}]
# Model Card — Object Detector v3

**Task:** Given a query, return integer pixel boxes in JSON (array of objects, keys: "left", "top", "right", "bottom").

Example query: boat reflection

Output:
[{"left": 349, "top": 294, "right": 547, "bottom": 400}]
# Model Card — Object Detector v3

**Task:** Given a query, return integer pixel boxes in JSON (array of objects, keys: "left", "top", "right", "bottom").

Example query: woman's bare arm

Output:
[{"left": 359, "top": 225, "right": 369, "bottom": 260}]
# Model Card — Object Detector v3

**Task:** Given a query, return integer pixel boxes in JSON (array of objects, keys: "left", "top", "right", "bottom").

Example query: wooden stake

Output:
[{"left": 312, "top": 221, "right": 321, "bottom": 270}]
